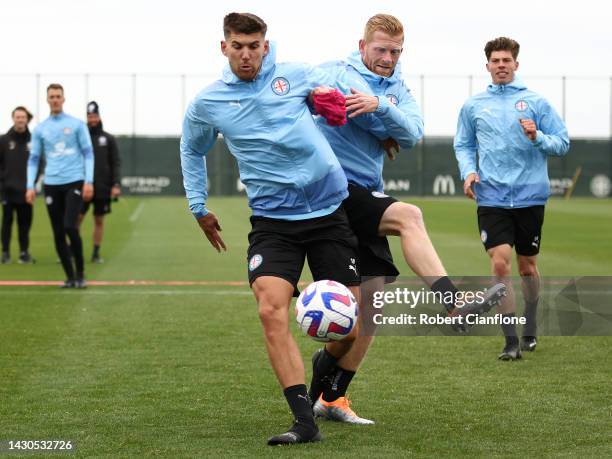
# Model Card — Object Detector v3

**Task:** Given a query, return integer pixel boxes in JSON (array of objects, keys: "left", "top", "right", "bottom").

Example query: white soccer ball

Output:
[{"left": 295, "top": 280, "right": 358, "bottom": 342}]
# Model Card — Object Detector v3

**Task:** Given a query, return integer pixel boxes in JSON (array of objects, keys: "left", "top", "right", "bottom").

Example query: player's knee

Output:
[
  {"left": 64, "top": 227, "right": 79, "bottom": 239},
  {"left": 257, "top": 296, "right": 288, "bottom": 328},
  {"left": 518, "top": 264, "right": 537, "bottom": 277},
  {"left": 492, "top": 258, "right": 511, "bottom": 277},
  {"left": 395, "top": 203, "right": 424, "bottom": 233}
]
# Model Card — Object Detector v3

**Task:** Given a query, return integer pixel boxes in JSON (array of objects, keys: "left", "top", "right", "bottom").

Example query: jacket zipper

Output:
[{"left": 500, "top": 85, "right": 514, "bottom": 207}]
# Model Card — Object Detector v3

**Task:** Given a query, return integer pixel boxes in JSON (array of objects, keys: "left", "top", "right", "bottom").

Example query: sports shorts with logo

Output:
[
  {"left": 81, "top": 198, "right": 112, "bottom": 216},
  {"left": 342, "top": 183, "right": 399, "bottom": 281},
  {"left": 247, "top": 205, "right": 360, "bottom": 297},
  {"left": 477, "top": 205, "right": 545, "bottom": 256}
]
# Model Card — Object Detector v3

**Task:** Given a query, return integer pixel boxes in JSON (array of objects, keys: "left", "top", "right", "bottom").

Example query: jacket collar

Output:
[
  {"left": 487, "top": 77, "right": 527, "bottom": 94},
  {"left": 6, "top": 127, "right": 30, "bottom": 141}
]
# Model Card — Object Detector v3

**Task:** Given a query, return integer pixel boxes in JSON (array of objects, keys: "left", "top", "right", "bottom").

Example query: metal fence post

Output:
[
  {"left": 561, "top": 75, "right": 566, "bottom": 121},
  {"left": 468, "top": 74, "right": 473, "bottom": 97},
  {"left": 35, "top": 73, "right": 40, "bottom": 123},
  {"left": 84, "top": 73, "right": 89, "bottom": 104},
  {"left": 131, "top": 73, "right": 137, "bottom": 138},
  {"left": 181, "top": 74, "right": 186, "bottom": 119},
  {"left": 419, "top": 74, "right": 425, "bottom": 196}
]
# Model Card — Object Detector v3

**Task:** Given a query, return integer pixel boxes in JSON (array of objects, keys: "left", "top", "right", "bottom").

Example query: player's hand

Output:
[
  {"left": 519, "top": 118, "right": 537, "bottom": 141},
  {"left": 463, "top": 173, "right": 480, "bottom": 200},
  {"left": 382, "top": 138, "right": 400, "bottom": 160},
  {"left": 308, "top": 86, "right": 334, "bottom": 104},
  {"left": 345, "top": 88, "right": 379, "bottom": 118},
  {"left": 197, "top": 212, "right": 227, "bottom": 253},
  {"left": 82, "top": 183, "right": 94, "bottom": 202},
  {"left": 25, "top": 189, "right": 36, "bottom": 205},
  {"left": 111, "top": 185, "right": 121, "bottom": 199}
]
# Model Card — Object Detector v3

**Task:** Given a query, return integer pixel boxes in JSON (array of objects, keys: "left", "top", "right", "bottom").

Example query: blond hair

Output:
[{"left": 363, "top": 14, "right": 404, "bottom": 42}]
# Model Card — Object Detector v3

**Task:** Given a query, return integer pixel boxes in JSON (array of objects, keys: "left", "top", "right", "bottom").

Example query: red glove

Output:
[{"left": 313, "top": 90, "right": 347, "bottom": 126}]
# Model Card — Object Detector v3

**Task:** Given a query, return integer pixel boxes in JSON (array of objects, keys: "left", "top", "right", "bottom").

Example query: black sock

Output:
[
  {"left": 309, "top": 347, "right": 339, "bottom": 402},
  {"left": 431, "top": 276, "right": 459, "bottom": 312},
  {"left": 501, "top": 313, "right": 519, "bottom": 346},
  {"left": 317, "top": 348, "right": 339, "bottom": 376},
  {"left": 283, "top": 384, "right": 316, "bottom": 428},
  {"left": 93, "top": 245, "right": 100, "bottom": 257},
  {"left": 322, "top": 367, "right": 355, "bottom": 402},
  {"left": 523, "top": 299, "right": 539, "bottom": 337}
]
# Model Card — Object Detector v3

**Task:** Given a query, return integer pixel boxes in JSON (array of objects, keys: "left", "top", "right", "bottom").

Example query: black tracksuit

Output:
[
  {"left": 89, "top": 122, "right": 120, "bottom": 199},
  {"left": 0, "top": 127, "right": 36, "bottom": 254}
]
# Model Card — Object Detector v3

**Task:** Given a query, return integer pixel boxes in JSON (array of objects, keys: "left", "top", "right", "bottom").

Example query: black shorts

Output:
[
  {"left": 247, "top": 205, "right": 360, "bottom": 297},
  {"left": 477, "top": 206, "right": 545, "bottom": 256},
  {"left": 343, "top": 183, "right": 399, "bottom": 280},
  {"left": 81, "top": 198, "right": 111, "bottom": 216},
  {"left": 43, "top": 181, "right": 84, "bottom": 230}
]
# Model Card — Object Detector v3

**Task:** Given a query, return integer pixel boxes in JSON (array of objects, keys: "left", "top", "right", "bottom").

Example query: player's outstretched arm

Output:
[{"left": 196, "top": 212, "right": 226, "bottom": 253}]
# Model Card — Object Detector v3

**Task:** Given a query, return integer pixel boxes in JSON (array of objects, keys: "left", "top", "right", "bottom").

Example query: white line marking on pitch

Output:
[{"left": 129, "top": 202, "right": 145, "bottom": 222}]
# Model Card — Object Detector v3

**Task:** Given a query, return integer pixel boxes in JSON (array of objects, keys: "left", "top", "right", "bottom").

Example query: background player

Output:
[
  {"left": 1, "top": 106, "right": 38, "bottom": 264},
  {"left": 79, "top": 101, "right": 121, "bottom": 263},
  {"left": 454, "top": 37, "right": 569, "bottom": 359},
  {"left": 26, "top": 84, "right": 94, "bottom": 288}
]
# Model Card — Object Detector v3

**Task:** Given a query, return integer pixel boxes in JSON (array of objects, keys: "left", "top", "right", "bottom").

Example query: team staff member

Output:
[
  {"left": 0, "top": 107, "right": 37, "bottom": 264},
  {"left": 454, "top": 37, "right": 569, "bottom": 360},
  {"left": 310, "top": 14, "right": 507, "bottom": 422},
  {"left": 79, "top": 101, "right": 121, "bottom": 263},
  {"left": 181, "top": 13, "right": 360, "bottom": 445},
  {"left": 27, "top": 83, "right": 94, "bottom": 288}
]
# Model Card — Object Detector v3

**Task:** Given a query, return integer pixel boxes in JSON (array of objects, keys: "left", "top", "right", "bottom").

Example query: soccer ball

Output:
[{"left": 295, "top": 280, "right": 358, "bottom": 342}]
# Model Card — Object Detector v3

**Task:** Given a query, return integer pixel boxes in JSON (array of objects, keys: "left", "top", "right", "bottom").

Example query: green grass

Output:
[{"left": 1, "top": 197, "right": 611, "bottom": 457}]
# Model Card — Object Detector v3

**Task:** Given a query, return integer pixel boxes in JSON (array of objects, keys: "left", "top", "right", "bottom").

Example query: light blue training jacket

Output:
[
  {"left": 454, "top": 78, "right": 569, "bottom": 208},
  {"left": 316, "top": 51, "right": 424, "bottom": 192},
  {"left": 27, "top": 112, "right": 94, "bottom": 188},
  {"left": 180, "top": 42, "right": 348, "bottom": 220}
]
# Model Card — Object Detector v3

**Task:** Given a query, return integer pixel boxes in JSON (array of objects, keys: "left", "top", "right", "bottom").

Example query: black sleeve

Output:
[
  {"left": 108, "top": 134, "right": 121, "bottom": 186},
  {"left": 0, "top": 137, "right": 5, "bottom": 192}
]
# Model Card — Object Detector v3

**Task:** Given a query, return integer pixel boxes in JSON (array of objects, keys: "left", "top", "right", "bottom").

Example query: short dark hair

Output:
[
  {"left": 223, "top": 12, "right": 267, "bottom": 38},
  {"left": 484, "top": 37, "right": 520, "bottom": 61},
  {"left": 47, "top": 83, "right": 64, "bottom": 93},
  {"left": 12, "top": 106, "right": 33, "bottom": 122}
]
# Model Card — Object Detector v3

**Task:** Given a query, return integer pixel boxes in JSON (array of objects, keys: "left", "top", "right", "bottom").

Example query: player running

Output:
[
  {"left": 309, "top": 14, "right": 507, "bottom": 423},
  {"left": 454, "top": 37, "right": 569, "bottom": 360},
  {"left": 26, "top": 83, "right": 94, "bottom": 288},
  {"left": 180, "top": 13, "right": 360, "bottom": 445}
]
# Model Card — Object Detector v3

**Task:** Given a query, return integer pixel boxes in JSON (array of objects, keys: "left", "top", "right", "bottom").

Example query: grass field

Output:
[{"left": 1, "top": 196, "right": 611, "bottom": 457}]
